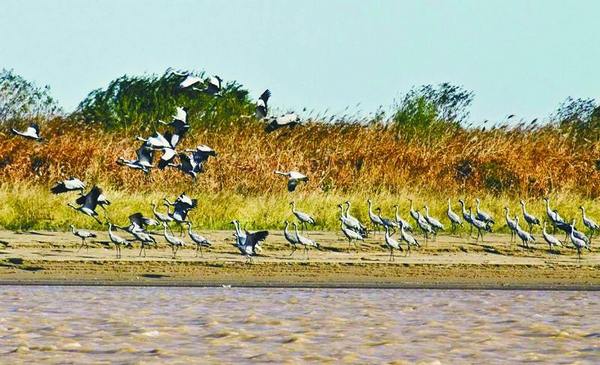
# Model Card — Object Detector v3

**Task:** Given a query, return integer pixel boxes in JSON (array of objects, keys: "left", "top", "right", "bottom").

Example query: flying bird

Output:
[
  {"left": 117, "top": 143, "right": 154, "bottom": 173},
  {"left": 256, "top": 89, "right": 271, "bottom": 119},
  {"left": 265, "top": 113, "right": 300, "bottom": 132},
  {"left": 51, "top": 177, "right": 86, "bottom": 194},
  {"left": 11, "top": 123, "right": 42, "bottom": 141},
  {"left": 274, "top": 170, "right": 308, "bottom": 192},
  {"left": 67, "top": 186, "right": 105, "bottom": 224}
]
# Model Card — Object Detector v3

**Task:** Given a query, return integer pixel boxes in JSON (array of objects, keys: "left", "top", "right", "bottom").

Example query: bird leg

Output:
[{"left": 289, "top": 246, "right": 297, "bottom": 256}]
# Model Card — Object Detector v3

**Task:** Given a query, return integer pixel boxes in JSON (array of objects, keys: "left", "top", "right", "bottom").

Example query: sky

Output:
[{"left": 1, "top": 0, "right": 599, "bottom": 122}]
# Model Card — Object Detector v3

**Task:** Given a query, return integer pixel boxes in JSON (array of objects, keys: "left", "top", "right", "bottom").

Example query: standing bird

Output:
[
  {"left": 408, "top": 199, "right": 419, "bottom": 222},
  {"left": 503, "top": 207, "right": 518, "bottom": 242},
  {"left": 340, "top": 218, "right": 364, "bottom": 251},
  {"left": 393, "top": 204, "right": 413, "bottom": 232},
  {"left": 543, "top": 197, "right": 564, "bottom": 232},
  {"left": 11, "top": 123, "right": 42, "bottom": 141},
  {"left": 131, "top": 229, "right": 156, "bottom": 257},
  {"left": 475, "top": 198, "right": 495, "bottom": 226},
  {"left": 367, "top": 199, "right": 384, "bottom": 234},
  {"left": 399, "top": 221, "right": 419, "bottom": 255},
  {"left": 70, "top": 225, "right": 97, "bottom": 252},
  {"left": 343, "top": 201, "right": 368, "bottom": 236},
  {"left": 423, "top": 205, "right": 444, "bottom": 237},
  {"left": 520, "top": 200, "right": 540, "bottom": 234},
  {"left": 283, "top": 220, "right": 300, "bottom": 256},
  {"left": 384, "top": 226, "right": 402, "bottom": 261},
  {"left": 514, "top": 216, "right": 535, "bottom": 248},
  {"left": 255, "top": 89, "right": 271, "bottom": 119},
  {"left": 293, "top": 223, "right": 319, "bottom": 259},
  {"left": 446, "top": 199, "right": 462, "bottom": 234},
  {"left": 569, "top": 220, "right": 590, "bottom": 259},
  {"left": 376, "top": 207, "right": 398, "bottom": 231},
  {"left": 185, "top": 221, "right": 211, "bottom": 257},
  {"left": 67, "top": 186, "right": 104, "bottom": 224},
  {"left": 290, "top": 201, "right": 315, "bottom": 231},
  {"left": 469, "top": 208, "right": 489, "bottom": 242},
  {"left": 265, "top": 113, "right": 301, "bottom": 132},
  {"left": 415, "top": 211, "right": 434, "bottom": 241},
  {"left": 51, "top": 177, "right": 86, "bottom": 194},
  {"left": 275, "top": 170, "right": 309, "bottom": 192},
  {"left": 107, "top": 222, "right": 129, "bottom": 259},
  {"left": 163, "top": 222, "right": 185, "bottom": 259},
  {"left": 580, "top": 206, "right": 599, "bottom": 239},
  {"left": 151, "top": 203, "right": 173, "bottom": 226},
  {"left": 542, "top": 222, "right": 562, "bottom": 254},
  {"left": 230, "top": 220, "right": 268, "bottom": 263},
  {"left": 458, "top": 199, "right": 474, "bottom": 235}
]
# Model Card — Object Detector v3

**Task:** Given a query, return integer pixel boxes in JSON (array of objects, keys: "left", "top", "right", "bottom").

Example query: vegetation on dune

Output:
[{"left": 0, "top": 69, "right": 599, "bottom": 231}]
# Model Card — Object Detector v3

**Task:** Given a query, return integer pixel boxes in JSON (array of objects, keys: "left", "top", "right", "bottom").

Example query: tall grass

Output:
[{"left": 0, "top": 116, "right": 598, "bottom": 231}]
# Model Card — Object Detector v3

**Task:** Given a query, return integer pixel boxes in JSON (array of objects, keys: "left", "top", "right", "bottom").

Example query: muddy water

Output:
[{"left": 0, "top": 287, "right": 598, "bottom": 364}]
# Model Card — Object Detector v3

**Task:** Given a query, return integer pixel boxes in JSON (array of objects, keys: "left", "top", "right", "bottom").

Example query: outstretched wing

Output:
[
  {"left": 84, "top": 186, "right": 102, "bottom": 210},
  {"left": 246, "top": 230, "right": 269, "bottom": 251}
]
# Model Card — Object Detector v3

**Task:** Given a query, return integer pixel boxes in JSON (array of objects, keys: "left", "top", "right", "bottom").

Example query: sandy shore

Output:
[{"left": 0, "top": 229, "right": 598, "bottom": 288}]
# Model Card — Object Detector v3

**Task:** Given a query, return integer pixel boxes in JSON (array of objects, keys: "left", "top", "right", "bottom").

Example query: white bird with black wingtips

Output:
[
  {"left": 12, "top": 123, "right": 42, "bottom": 141},
  {"left": 256, "top": 89, "right": 271, "bottom": 119},
  {"left": 275, "top": 170, "right": 308, "bottom": 192},
  {"left": 51, "top": 177, "right": 86, "bottom": 194}
]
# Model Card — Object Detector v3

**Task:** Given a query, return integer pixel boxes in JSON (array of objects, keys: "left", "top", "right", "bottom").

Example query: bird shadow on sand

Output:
[{"left": 141, "top": 273, "right": 169, "bottom": 279}]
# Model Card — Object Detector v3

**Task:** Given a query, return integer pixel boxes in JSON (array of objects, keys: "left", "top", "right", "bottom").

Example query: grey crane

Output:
[
  {"left": 183, "top": 145, "right": 217, "bottom": 169},
  {"left": 283, "top": 220, "right": 300, "bottom": 256},
  {"left": 203, "top": 75, "right": 223, "bottom": 95},
  {"left": 293, "top": 222, "right": 319, "bottom": 259},
  {"left": 174, "top": 72, "right": 203, "bottom": 89},
  {"left": 514, "top": 216, "right": 535, "bottom": 248},
  {"left": 340, "top": 218, "right": 364, "bottom": 251},
  {"left": 136, "top": 131, "right": 172, "bottom": 150},
  {"left": 107, "top": 222, "right": 129, "bottom": 259},
  {"left": 520, "top": 200, "right": 540, "bottom": 233},
  {"left": 408, "top": 199, "right": 419, "bottom": 222},
  {"left": 458, "top": 199, "right": 474, "bottom": 235},
  {"left": 230, "top": 220, "right": 268, "bottom": 263},
  {"left": 468, "top": 208, "right": 489, "bottom": 242},
  {"left": 569, "top": 220, "right": 590, "bottom": 259},
  {"left": 51, "top": 177, "right": 85, "bottom": 194},
  {"left": 503, "top": 207, "right": 518, "bottom": 242},
  {"left": 542, "top": 222, "right": 562, "bottom": 254},
  {"left": 185, "top": 221, "right": 211, "bottom": 257},
  {"left": 384, "top": 226, "right": 402, "bottom": 261},
  {"left": 415, "top": 211, "right": 434, "bottom": 241},
  {"left": 367, "top": 199, "right": 384, "bottom": 233},
  {"left": 393, "top": 204, "right": 413, "bottom": 232},
  {"left": 543, "top": 197, "right": 565, "bottom": 232},
  {"left": 290, "top": 201, "right": 315, "bottom": 231},
  {"left": 376, "top": 207, "right": 398, "bottom": 231},
  {"left": 151, "top": 202, "right": 173, "bottom": 230},
  {"left": 580, "top": 206, "right": 599, "bottom": 239},
  {"left": 338, "top": 204, "right": 366, "bottom": 237},
  {"left": 117, "top": 143, "right": 154, "bottom": 173},
  {"left": 12, "top": 123, "right": 42, "bottom": 141},
  {"left": 256, "top": 89, "right": 271, "bottom": 119},
  {"left": 265, "top": 113, "right": 301, "bottom": 133},
  {"left": 424, "top": 205, "right": 444, "bottom": 238},
  {"left": 343, "top": 201, "right": 368, "bottom": 236},
  {"left": 274, "top": 170, "right": 308, "bottom": 192},
  {"left": 446, "top": 199, "right": 462, "bottom": 234},
  {"left": 399, "top": 221, "right": 419, "bottom": 256},
  {"left": 475, "top": 198, "right": 495, "bottom": 226},
  {"left": 70, "top": 225, "right": 97, "bottom": 252},
  {"left": 164, "top": 194, "right": 197, "bottom": 235},
  {"left": 163, "top": 222, "right": 185, "bottom": 259},
  {"left": 130, "top": 229, "right": 157, "bottom": 257},
  {"left": 158, "top": 107, "right": 190, "bottom": 147},
  {"left": 67, "top": 186, "right": 104, "bottom": 225},
  {"left": 167, "top": 152, "right": 202, "bottom": 179},
  {"left": 120, "top": 212, "right": 159, "bottom": 233}
]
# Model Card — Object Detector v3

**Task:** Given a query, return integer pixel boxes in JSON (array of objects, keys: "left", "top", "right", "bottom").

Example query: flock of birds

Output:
[{"left": 7, "top": 70, "right": 599, "bottom": 262}]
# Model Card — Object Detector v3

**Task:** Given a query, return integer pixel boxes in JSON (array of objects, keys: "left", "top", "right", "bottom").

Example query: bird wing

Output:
[
  {"left": 30, "top": 124, "right": 40, "bottom": 135},
  {"left": 50, "top": 182, "right": 67, "bottom": 194},
  {"left": 246, "top": 230, "right": 269, "bottom": 250},
  {"left": 259, "top": 89, "right": 271, "bottom": 103},
  {"left": 136, "top": 145, "right": 154, "bottom": 166},
  {"left": 158, "top": 148, "right": 177, "bottom": 169},
  {"left": 128, "top": 213, "right": 145, "bottom": 228},
  {"left": 84, "top": 186, "right": 102, "bottom": 210},
  {"left": 179, "top": 76, "right": 202, "bottom": 88}
]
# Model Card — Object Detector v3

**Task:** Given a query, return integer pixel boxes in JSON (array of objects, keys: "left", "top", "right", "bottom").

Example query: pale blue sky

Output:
[{"left": 1, "top": 0, "right": 599, "bottom": 122}]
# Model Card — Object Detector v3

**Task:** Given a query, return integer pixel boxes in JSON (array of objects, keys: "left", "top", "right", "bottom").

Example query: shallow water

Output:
[{"left": 0, "top": 287, "right": 598, "bottom": 364}]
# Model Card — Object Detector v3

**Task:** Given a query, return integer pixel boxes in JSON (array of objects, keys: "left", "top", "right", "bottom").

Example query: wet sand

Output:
[{"left": 0, "top": 230, "right": 598, "bottom": 288}]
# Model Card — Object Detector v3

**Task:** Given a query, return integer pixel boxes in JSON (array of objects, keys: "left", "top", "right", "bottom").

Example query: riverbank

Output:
[{"left": 0, "top": 230, "right": 598, "bottom": 289}]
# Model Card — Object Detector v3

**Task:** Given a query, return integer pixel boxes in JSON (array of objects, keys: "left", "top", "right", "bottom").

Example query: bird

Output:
[
  {"left": 289, "top": 201, "right": 315, "bottom": 231},
  {"left": 503, "top": 207, "right": 518, "bottom": 242},
  {"left": 569, "top": 219, "right": 590, "bottom": 259},
  {"left": 164, "top": 194, "right": 197, "bottom": 235},
  {"left": 274, "top": 170, "right": 308, "bottom": 192},
  {"left": 283, "top": 220, "right": 300, "bottom": 256},
  {"left": 423, "top": 205, "right": 444, "bottom": 237},
  {"left": 514, "top": 216, "right": 535, "bottom": 248},
  {"left": 158, "top": 107, "right": 190, "bottom": 148},
  {"left": 265, "top": 113, "right": 301, "bottom": 132},
  {"left": 130, "top": 229, "right": 156, "bottom": 257},
  {"left": 231, "top": 220, "right": 268, "bottom": 263},
  {"left": 203, "top": 75, "right": 223, "bottom": 95},
  {"left": 163, "top": 222, "right": 185, "bottom": 259},
  {"left": 579, "top": 206, "right": 599, "bottom": 239},
  {"left": 475, "top": 198, "right": 495, "bottom": 226},
  {"left": 520, "top": 200, "right": 540, "bottom": 233},
  {"left": 543, "top": 197, "right": 565, "bottom": 231},
  {"left": 415, "top": 211, "right": 434, "bottom": 241},
  {"left": 446, "top": 199, "right": 462, "bottom": 234},
  {"left": 123, "top": 212, "right": 159, "bottom": 233},
  {"left": 67, "top": 186, "right": 104, "bottom": 224},
  {"left": 70, "top": 224, "right": 97, "bottom": 252},
  {"left": 340, "top": 218, "right": 364, "bottom": 251},
  {"left": 116, "top": 143, "right": 154, "bottom": 173},
  {"left": 136, "top": 131, "right": 172, "bottom": 150},
  {"left": 51, "top": 177, "right": 86, "bottom": 194},
  {"left": 384, "top": 226, "right": 402, "bottom": 261},
  {"left": 542, "top": 222, "right": 562, "bottom": 254},
  {"left": 185, "top": 221, "right": 211, "bottom": 257},
  {"left": 375, "top": 207, "right": 398, "bottom": 232},
  {"left": 151, "top": 202, "right": 173, "bottom": 226},
  {"left": 343, "top": 201, "right": 368, "bottom": 236},
  {"left": 408, "top": 199, "right": 420, "bottom": 222},
  {"left": 172, "top": 145, "right": 217, "bottom": 174},
  {"left": 107, "top": 222, "right": 129, "bottom": 258},
  {"left": 393, "top": 204, "right": 413, "bottom": 232},
  {"left": 256, "top": 89, "right": 271, "bottom": 119},
  {"left": 469, "top": 208, "right": 490, "bottom": 242},
  {"left": 11, "top": 123, "right": 42, "bottom": 141},
  {"left": 175, "top": 73, "right": 203, "bottom": 89},
  {"left": 293, "top": 222, "right": 319, "bottom": 259},
  {"left": 399, "top": 221, "right": 419, "bottom": 255},
  {"left": 367, "top": 199, "right": 384, "bottom": 234}
]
